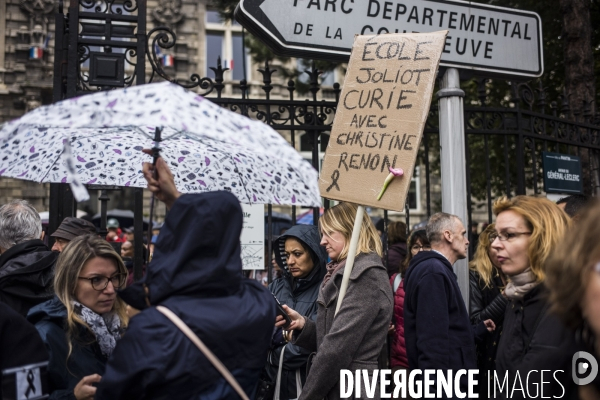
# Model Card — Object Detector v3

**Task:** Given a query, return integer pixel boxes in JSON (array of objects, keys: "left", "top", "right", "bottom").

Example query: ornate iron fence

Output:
[{"left": 52, "top": 0, "right": 600, "bottom": 277}]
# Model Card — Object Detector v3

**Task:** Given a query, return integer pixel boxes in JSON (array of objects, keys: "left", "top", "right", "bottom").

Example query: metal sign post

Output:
[
  {"left": 236, "top": 0, "right": 543, "bottom": 78},
  {"left": 437, "top": 67, "right": 469, "bottom": 306}
]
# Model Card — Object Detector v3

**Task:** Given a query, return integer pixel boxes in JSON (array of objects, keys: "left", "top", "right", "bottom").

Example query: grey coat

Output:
[{"left": 293, "top": 252, "right": 393, "bottom": 400}]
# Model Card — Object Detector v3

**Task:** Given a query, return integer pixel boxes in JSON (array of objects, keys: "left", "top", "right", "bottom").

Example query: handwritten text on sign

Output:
[{"left": 319, "top": 32, "right": 447, "bottom": 211}]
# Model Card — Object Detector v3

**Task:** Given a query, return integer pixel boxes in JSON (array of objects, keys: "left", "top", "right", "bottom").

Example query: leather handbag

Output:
[{"left": 156, "top": 305, "right": 250, "bottom": 400}]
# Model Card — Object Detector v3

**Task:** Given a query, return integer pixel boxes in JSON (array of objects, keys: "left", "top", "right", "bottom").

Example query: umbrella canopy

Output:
[{"left": 0, "top": 82, "right": 320, "bottom": 206}]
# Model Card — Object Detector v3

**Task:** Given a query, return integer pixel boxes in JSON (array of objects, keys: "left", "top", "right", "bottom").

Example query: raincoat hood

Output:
[
  {"left": 27, "top": 296, "right": 67, "bottom": 325},
  {"left": 119, "top": 191, "right": 243, "bottom": 308},
  {"left": 273, "top": 224, "right": 328, "bottom": 280}
]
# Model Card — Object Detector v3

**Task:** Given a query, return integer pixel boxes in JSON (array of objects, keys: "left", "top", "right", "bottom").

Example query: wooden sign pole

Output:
[
  {"left": 322, "top": 32, "right": 447, "bottom": 316},
  {"left": 335, "top": 205, "right": 365, "bottom": 316}
]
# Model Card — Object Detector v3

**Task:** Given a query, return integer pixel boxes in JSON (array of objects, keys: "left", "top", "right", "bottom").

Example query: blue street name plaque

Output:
[{"left": 542, "top": 152, "right": 583, "bottom": 194}]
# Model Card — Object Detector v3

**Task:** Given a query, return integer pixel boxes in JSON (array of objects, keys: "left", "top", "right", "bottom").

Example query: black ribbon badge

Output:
[{"left": 326, "top": 170, "right": 341, "bottom": 192}]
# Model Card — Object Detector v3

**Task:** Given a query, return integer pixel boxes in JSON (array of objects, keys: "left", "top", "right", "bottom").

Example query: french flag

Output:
[
  {"left": 162, "top": 54, "right": 174, "bottom": 67},
  {"left": 29, "top": 46, "right": 43, "bottom": 59},
  {"left": 224, "top": 59, "right": 234, "bottom": 71}
]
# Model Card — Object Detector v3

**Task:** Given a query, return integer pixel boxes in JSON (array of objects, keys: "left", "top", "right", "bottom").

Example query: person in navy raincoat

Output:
[
  {"left": 265, "top": 224, "right": 327, "bottom": 399},
  {"left": 95, "top": 156, "right": 275, "bottom": 399}
]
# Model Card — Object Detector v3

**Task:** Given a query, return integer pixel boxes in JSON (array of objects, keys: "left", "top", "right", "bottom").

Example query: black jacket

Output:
[
  {"left": 27, "top": 297, "right": 107, "bottom": 400},
  {"left": 495, "top": 284, "right": 578, "bottom": 399},
  {"left": 403, "top": 251, "right": 477, "bottom": 397},
  {"left": 469, "top": 270, "right": 508, "bottom": 397},
  {"left": 268, "top": 225, "right": 327, "bottom": 399},
  {"left": 95, "top": 192, "right": 275, "bottom": 400},
  {"left": 0, "top": 302, "right": 49, "bottom": 400},
  {"left": 0, "top": 240, "right": 57, "bottom": 317}
]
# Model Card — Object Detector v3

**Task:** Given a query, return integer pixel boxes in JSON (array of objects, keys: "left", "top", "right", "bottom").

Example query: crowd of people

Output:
[{"left": 0, "top": 152, "right": 598, "bottom": 400}]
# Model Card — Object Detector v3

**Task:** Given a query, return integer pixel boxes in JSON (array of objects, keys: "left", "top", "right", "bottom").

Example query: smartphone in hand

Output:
[{"left": 272, "top": 293, "right": 292, "bottom": 329}]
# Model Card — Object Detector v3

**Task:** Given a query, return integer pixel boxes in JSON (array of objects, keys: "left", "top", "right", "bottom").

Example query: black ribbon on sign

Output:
[
  {"left": 326, "top": 170, "right": 341, "bottom": 192},
  {"left": 25, "top": 369, "right": 36, "bottom": 397}
]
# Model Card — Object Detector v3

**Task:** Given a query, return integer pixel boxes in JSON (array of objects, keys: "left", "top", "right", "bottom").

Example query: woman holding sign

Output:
[{"left": 277, "top": 203, "right": 393, "bottom": 400}]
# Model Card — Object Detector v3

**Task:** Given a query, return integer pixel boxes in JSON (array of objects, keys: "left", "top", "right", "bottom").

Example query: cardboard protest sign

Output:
[{"left": 319, "top": 32, "right": 447, "bottom": 211}]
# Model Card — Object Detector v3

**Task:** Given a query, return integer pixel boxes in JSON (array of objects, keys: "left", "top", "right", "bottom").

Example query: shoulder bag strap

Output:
[
  {"left": 295, "top": 369, "right": 303, "bottom": 399},
  {"left": 273, "top": 344, "right": 287, "bottom": 400},
  {"left": 156, "top": 305, "right": 250, "bottom": 400},
  {"left": 393, "top": 273, "right": 402, "bottom": 293}
]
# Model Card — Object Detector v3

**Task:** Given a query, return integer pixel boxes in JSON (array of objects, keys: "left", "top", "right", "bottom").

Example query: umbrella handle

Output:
[
  {"left": 151, "top": 127, "right": 163, "bottom": 174},
  {"left": 146, "top": 127, "right": 163, "bottom": 264}
]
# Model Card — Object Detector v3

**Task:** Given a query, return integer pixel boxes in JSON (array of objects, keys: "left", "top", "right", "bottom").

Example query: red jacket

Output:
[
  {"left": 106, "top": 228, "right": 126, "bottom": 243},
  {"left": 390, "top": 273, "right": 409, "bottom": 368}
]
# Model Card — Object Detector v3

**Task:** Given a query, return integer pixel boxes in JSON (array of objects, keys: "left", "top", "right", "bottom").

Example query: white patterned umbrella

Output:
[{"left": 0, "top": 82, "right": 320, "bottom": 206}]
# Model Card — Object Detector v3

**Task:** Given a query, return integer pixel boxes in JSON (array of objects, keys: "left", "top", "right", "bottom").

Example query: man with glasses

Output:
[{"left": 403, "top": 212, "right": 493, "bottom": 397}]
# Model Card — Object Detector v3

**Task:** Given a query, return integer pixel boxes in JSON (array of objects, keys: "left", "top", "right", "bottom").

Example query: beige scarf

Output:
[
  {"left": 321, "top": 259, "right": 346, "bottom": 289},
  {"left": 504, "top": 268, "right": 538, "bottom": 300}
]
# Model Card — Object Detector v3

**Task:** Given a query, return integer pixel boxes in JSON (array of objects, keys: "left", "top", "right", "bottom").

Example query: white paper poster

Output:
[{"left": 240, "top": 203, "right": 265, "bottom": 270}]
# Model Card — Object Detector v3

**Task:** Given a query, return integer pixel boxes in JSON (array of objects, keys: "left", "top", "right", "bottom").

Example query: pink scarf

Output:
[{"left": 321, "top": 259, "right": 346, "bottom": 289}]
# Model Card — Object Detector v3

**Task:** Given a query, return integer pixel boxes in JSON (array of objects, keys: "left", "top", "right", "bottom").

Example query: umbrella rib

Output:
[
  {"left": 228, "top": 154, "right": 252, "bottom": 204},
  {"left": 38, "top": 141, "right": 66, "bottom": 183}
]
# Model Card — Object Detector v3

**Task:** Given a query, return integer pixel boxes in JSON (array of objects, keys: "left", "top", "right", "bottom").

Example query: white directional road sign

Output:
[{"left": 235, "top": 0, "right": 543, "bottom": 78}]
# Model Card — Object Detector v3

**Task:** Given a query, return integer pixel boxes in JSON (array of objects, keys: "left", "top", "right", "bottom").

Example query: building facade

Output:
[{"left": 0, "top": 0, "right": 432, "bottom": 226}]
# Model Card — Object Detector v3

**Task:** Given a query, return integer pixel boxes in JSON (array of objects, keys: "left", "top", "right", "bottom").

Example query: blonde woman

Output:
[
  {"left": 468, "top": 223, "right": 507, "bottom": 397},
  {"left": 277, "top": 203, "right": 393, "bottom": 400},
  {"left": 27, "top": 234, "right": 128, "bottom": 400},
  {"left": 492, "top": 196, "right": 578, "bottom": 398}
]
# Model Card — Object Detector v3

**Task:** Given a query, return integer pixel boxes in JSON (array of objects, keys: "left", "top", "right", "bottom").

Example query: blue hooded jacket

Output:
[
  {"left": 266, "top": 225, "right": 327, "bottom": 399},
  {"left": 95, "top": 192, "right": 276, "bottom": 400},
  {"left": 27, "top": 297, "right": 106, "bottom": 400}
]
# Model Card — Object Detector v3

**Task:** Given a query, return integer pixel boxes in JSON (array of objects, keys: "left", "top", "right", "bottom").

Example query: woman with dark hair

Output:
[
  {"left": 386, "top": 221, "right": 408, "bottom": 278},
  {"left": 468, "top": 223, "right": 507, "bottom": 397},
  {"left": 403, "top": 229, "right": 430, "bottom": 272},
  {"left": 264, "top": 225, "right": 327, "bottom": 400},
  {"left": 388, "top": 229, "right": 430, "bottom": 395}
]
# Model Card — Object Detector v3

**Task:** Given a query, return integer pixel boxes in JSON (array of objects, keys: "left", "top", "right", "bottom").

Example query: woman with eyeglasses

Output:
[
  {"left": 385, "top": 229, "right": 430, "bottom": 399},
  {"left": 404, "top": 229, "right": 431, "bottom": 267},
  {"left": 492, "top": 196, "right": 578, "bottom": 398},
  {"left": 27, "top": 234, "right": 128, "bottom": 400},
  {"left": 468, "top": 223, "right": 508, "bottom": 397}
]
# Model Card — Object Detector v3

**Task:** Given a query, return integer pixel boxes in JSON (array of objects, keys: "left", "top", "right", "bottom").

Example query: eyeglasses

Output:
[
  {"left": 489, "top": 231, "right": 532, "bottom": 242},
  {"left": 411, "top": 244, "right": 432, "bottom": 252},
  {"left": 78, "top": 273, "right": 127, "bottom": 291}
]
